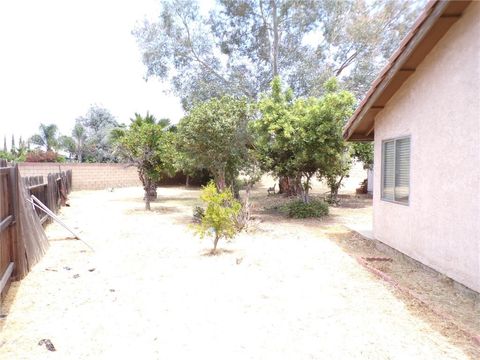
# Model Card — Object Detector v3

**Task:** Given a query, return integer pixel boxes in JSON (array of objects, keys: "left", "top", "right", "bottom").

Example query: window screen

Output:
[{"left": 382, "top": 137, "right": 410, "bottom": 204}]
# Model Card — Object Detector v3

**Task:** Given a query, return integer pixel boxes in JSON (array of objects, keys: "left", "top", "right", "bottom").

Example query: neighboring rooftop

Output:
[{"left": 343, "top": 0, "right": 472, "bottom": 141}]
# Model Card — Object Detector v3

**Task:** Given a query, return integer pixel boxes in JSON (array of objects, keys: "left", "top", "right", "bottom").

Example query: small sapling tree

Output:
[{"left": 195, "top": 182, "right": 241, "bottom": 254}]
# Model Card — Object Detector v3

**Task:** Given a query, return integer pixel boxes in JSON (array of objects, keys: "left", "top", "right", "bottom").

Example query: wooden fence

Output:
[
  {"left": 0, "top": 159, "right": 72, "bottom": 300},
  {"left": 0, "top": 159, "right": 18, "bottom": 300},
  {"left": 23, "top": 171, "right": 72, "bottom": 225}
]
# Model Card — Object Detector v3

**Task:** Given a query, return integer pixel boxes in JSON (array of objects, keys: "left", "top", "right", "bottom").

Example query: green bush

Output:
[
  {"left": 194, "top": 181, "right": 241, "bottom": 253},
  {"left": 281, "top": 199, "right": 329, "bottom": 219}
]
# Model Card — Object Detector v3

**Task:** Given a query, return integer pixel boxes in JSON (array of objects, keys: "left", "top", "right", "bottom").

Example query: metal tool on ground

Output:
[{"left": 28, "top": 195, "right": 94, "bottom": 252}]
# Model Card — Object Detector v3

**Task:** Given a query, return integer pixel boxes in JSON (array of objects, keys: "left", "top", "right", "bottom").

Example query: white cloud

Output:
[{"left": 0, "top": 0, "right": 184, "bottom": 143}]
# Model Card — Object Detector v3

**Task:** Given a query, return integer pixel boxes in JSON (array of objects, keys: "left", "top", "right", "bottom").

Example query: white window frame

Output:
[{"left": 381, "top": 136, "right": 411, "bottom": 205}]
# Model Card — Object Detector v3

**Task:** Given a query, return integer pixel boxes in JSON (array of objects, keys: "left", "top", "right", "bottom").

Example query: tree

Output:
[
  {"left": 194, "top": 181, "right": 241, "bottom": 253},
  {"left": 251, "top": 76, "right": 298, "bottom": 195},
  {"left": 72, "top": 123, "right": 87, "bottom": 162},
  {"left": 253, "top": 77, "right": 355, "bottom": 203},
  {"left": 176, "top": 96, "right": 252, "bottom": 191},
  {"left": 59, "top": 135, "right": 76, "bottom": 159},
  {"left": 113, "top": 113, "right": 176, "bottom": 210},
  {"left": 30, "top": 123, "right": 59, "bottom": 151},
  {"left": 10, "top": 135, "right": 16, "bottom": 156},
  {"left": 351, "top": 142, "right": 374, "bottom": 170},
  {"left": 291, "top": 79, "right": 355, "bottom": 203},
  {"left": 76, "top": 105, "right": 120, "bottom": 162},
  {"left": 3, "top": 136, "right": 7, "bottom": 152},
  {"left": 324, "top": 146, "right": 353, "bottom": 204},
  {"left": 318, "top": 0, "right": 425, "bottom": 97},
  {"left": 133, "top": 0, "right": 424, "bottom": 106}
]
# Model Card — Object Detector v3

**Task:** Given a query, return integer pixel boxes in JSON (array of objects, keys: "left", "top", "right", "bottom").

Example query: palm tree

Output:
[
  {"left": 30, "top": 123, "right": 58, "bottom": 151},
  {"left": 72, "top": 123, "right": 87, "bottom": 162}
]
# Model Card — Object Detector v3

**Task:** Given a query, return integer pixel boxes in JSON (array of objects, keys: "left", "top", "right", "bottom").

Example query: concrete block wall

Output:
[{"left": 18, "top": 163, "right": 141, "bottom": 190}]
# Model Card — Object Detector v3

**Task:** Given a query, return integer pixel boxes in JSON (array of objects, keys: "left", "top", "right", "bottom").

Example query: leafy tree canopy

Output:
[
  {"left": 133, "top": 0, "right": 424, "bottom": 108},
  {"left": 113, "top": 113, "right": 177, "bottom": 210},
  {"left": 30, "top": 124, "right": 59, "bottom": 152},
  {"left": 252, "top": 77, "right": 355, "bottom": 202},
  {"left": 176, "top": 96, "right": 252, "bottom": 190},
  {"left": 76, "top": 105, "right": 120, "bottom": 163},
  {"left": 351, "top": 141, "right": 374, "bottom": 170}
]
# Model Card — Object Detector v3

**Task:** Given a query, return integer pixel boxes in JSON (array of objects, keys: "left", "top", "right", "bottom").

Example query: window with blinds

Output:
[{"left": 382, "top": 137, "right": 410, "bottom": 204}]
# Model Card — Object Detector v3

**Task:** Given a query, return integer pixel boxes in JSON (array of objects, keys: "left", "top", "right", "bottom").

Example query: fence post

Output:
[
  {"left": 46, "top": 174, "right": 54, "bottom": 221},
  {"left": 8, "top": 165, "right": 19, "bottom": 280}
]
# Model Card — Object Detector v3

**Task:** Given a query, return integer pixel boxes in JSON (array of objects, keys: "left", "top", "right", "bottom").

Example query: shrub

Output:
[
  {"left": 281, "top": 199, "right": 329, "bottom": 219},
  {"left": 25, "top": 150, "right": 64, "bottom": 162},
  {"left": 194, "top": 181, "right": 241, "bottom": 253}
]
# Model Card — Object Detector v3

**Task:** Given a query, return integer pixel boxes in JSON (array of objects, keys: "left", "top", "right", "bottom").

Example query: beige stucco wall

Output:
[{"left": 373, "top": 2, "right": 480, "bottom": 292}]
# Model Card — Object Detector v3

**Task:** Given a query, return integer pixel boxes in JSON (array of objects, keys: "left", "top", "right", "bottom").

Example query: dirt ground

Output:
[{"left": 0, "top": 184, "right": 479, "bottom": 359}]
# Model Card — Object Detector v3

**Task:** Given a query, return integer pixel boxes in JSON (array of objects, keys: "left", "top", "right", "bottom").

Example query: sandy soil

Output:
[{"left": 0, "top": 186, "right": 478, "bottom": 359}]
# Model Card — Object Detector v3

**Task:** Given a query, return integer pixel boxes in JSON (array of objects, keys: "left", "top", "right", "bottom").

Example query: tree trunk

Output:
[
  {"left": 185, "top": 175, "right": 190, "bottom": 187},
  {"left": 145, "top": 191, "right": 151, "bottom": 211},
  {"left": 144, "top": 178, "right": 152, "bottom": 211},
  {"left": 216, "top": 171, "right": 226, "bottom": 192},
  {"left": 302, "top": 174, "right": 313, "bottom": 204},
  {"left": 271, "top": 0, "right": 279, "bottom": 77},
  {"left": 278, "top": 175, "right": 289, "bottom": 194},
  {"left": 213, "top": 234, "right": 220, "bottom": 253},
  {"left": 238, "top": 184, "right": 252, "bottom": 230},
  {"left": 278, "top": 176, "right": 300, "bottom": 196}
]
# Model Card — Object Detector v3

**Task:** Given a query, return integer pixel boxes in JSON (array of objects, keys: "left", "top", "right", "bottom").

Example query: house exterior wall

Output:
[{"left": 373, "top": 1, "right": 480, "bottom": 292}]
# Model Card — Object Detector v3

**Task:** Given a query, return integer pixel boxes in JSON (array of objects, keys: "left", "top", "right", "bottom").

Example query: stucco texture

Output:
[{"left": 373, "top": 2, "right": 480, "bottom": 292}]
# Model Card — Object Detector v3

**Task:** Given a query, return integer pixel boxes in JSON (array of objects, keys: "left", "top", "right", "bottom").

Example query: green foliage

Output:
[
  {"left": 59, "top": 135, "right": 76, "bottom": 158},
  {"left": 251, "top": 76, "right": 296, "bottom": 178},
  {"left": 113, "top": 113, "right": 177, "bottom": 210},
  {"left": 70, "top": 123, "right": 87, "bottom": 162},
  {"left": 133, "top": 0, "right": 424, "bottom": 107},
  {"left": 30, "top": 123, "right": 59, "bottom": 151},
  {"left": 76, "top": 105, "right": 120, "bottom": 162},
  {"left": 177, "top": 96, "right": 252, "bottom": 190},
  {"left": 324, "top": 146, "right": 352, "bottom": 202},
  {"left": 0, "top": 151, "right": 14, "bottom": 162},
  {"left": 281, "top": 199, "right": 329, "bottom": 219},
  {"left": 351, "top": 142, "right": 374, "bottom": 170},
  {"left": 252, "top": 77, "right": 355, "bottom": 203},
  {"left": 194, "top": 181, "right": 241, "bottom": 252}
]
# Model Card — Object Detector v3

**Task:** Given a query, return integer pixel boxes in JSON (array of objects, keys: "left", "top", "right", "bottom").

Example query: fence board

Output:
[{"left": 0, "top": 159, "right": 73, "bottom": 301}]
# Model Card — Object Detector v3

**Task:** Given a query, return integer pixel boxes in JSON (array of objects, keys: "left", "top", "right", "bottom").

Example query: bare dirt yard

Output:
[{"left": 0, "top": 185, "right": 479, "bottom": 359}]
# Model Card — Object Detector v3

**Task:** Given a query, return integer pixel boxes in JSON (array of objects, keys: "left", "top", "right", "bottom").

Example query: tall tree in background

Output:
[
  {"left": 3, "top": 136, "right": 7, "bottom": 152},
  {"left": 76, "top": 105, "right": 120, "bottom": 162},
  {"left": 59, "top": 135, "right": 76, "bottom": 159},
  {"left": 30, "top": 124, "right": 59, "bottom": 151},
  {"left": 72, "top": 123, "right": 87, "bottom": 162},
  {"left": 133, "top": 0, "right": 424, "bottom": 107},
  {"left": 10, "top": 135, "right": 16, "bottom": 156}
]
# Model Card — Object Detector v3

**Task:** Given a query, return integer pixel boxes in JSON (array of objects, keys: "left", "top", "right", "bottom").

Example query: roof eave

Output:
[{"left": 343, "top": 0, "right": 469, "bottom": 141}]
